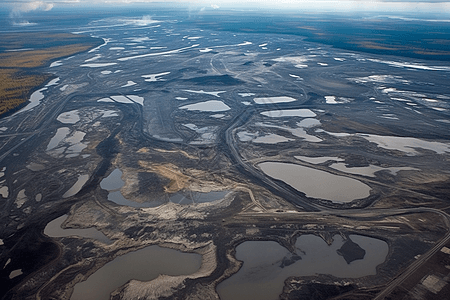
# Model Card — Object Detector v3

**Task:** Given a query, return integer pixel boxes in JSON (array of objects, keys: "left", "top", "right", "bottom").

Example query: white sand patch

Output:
[
  {"left": 50, "top": 61, "right": 62, "bottom": 67},
  {"left": 98, "top": 98, "right": 115, "bottom": 103},
  {"left": 127, "top": 95, "right": 144, "bottom": 106},
  {"left": 391, "top": 97, "right": 409, "bottom": 102},
  {"left": 142, "top": 72, "right": 170, "bottom": 82},
  {"left": 325, "top": 96, "right": 352, "bottom": 104},
  {"left": 238, "top": 93, "right": 255, "bottom": 97},
  {"left": 127, "top": 37, "right": 152, "bottom": 43},
  {"left": 298, "top": 118, "right": 321, "bottom": 128},
  {"left": 46, "top": 78, "right": 60, "bottom": 87},
  {"left": 118, "top": 45, "right": 199, "bottom": 61},
  {"left": 184, "top": 90, "right": 225, "bottom": 97},
  {"left": 15, "top": 87, "right": 46, "bottom": 114},
  {"left": 179, "top": 100, "right": 231, "bottom": 112},
  {"left": 325, "top": 96, "right": 337, "bottom": 104},
  {"left": 254, "top": 96, "right": 297, "bottom": 105},
  {"left": 237, "top": 131, "right": 256, "bottom": 142},
  {"left": 88, "top": 38, "right": 110, "bottom": 53},
  {"left": 368, "top": 58, "right": 450, "bottom": 71},
  {"left": 121, "top": 81, "right": 137, "bottom": 88},
  {"left": 57, "top": 110, "right": 80, "bottom": 124},
  {"left": 261, "top": 109, "right": 316, "bottom": 118},
  {"left": 253, "top": 133, "right": 294, "bottom": 144},
  {"left": 289, "top": 74, "right": 303, "bottom": 80},
  {"left": 81, "top": 63, "right": 117, "bottom": 68},
  {"left": 210, "top": 114, "right": 225, "bottom": 118},
  {"left": 84, "top": 54, "right": 102, "bottom": 62},
  {"left": 350, "top": 75, "right": 409, "bottom": 84},
  {"left": 273, "top": 56, "right": 309, "bottom": 64}
]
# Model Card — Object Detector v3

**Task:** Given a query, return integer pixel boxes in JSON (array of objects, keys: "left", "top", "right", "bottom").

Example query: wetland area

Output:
[{"left": 0, "top": 6, "right": 450, "bottom": 300}]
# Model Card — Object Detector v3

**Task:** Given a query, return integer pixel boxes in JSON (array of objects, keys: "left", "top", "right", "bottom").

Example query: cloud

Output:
[{"left": 10, "top": 1, "right": 54, "bottom": 19}]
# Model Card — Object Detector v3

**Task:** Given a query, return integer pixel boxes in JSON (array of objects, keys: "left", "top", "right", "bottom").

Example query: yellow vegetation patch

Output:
[
  {"left": 0, "top": 32, "right": 101, "bottom": 116},
  {"left": 0, "top": 69, "right": 50, "bottom": 115},
  {"left": 0, "top": 44, "right": 93, "bottom": 68}
]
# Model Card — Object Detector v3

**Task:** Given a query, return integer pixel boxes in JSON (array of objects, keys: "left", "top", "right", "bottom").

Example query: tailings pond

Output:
[
  {"left": 71, "top": 246, "right": 202, "bottom": 300},
  {"left": 44, "top": 215, "right": 111, "bottom": 244},
  {"left": 258, "top": 162, "right": 371, "bottom": 203},
  {"left": 217, "top": 234, "right": 388, "bottom": 300}
]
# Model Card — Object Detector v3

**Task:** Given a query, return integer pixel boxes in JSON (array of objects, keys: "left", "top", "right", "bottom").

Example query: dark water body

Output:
[
  {"left": 217, "top": 234, "right": 388, "bottom": 300},
  {"left": 71, "top": 245, "right": 202, "bottom": 300}
]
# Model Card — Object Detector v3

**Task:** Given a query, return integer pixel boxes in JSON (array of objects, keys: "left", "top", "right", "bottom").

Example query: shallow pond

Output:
[
  {"left": 254, "top": 96, "right": 297, "bottom": 104},
  {"left": 63, "top": 175, "right": 89, "bottom": 198},
  {"left": 71, "top": 245, "right": 201, "bottom": 300},
  {"left": 258, "top": 162, "right": 371, "bottom": 203},
  {"left": 217, "top": 234, "right": 388, "bottom": 300},
  {"left": 44, "top": 215, "right": 111, "bottom": 244}
]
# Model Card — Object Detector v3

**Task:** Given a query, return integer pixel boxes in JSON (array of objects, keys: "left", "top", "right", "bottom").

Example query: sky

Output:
[{"left": 2, "top": 0, "right": 450, "bottom": 14}]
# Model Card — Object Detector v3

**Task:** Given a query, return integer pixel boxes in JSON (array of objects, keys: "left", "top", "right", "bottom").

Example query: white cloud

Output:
[
  {"left": 10, "top": 1, "right": 54, "bottom": 19},
  {"left": 3, "top": 0, "right": 450, "bottom": 13}
]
